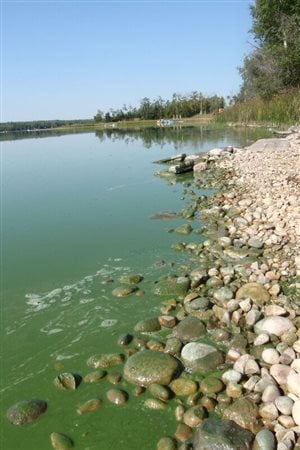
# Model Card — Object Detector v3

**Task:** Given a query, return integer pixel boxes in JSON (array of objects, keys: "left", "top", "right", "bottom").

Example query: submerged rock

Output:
[
  {"left": 193, "top": 418, "right": 254, "bottom": 450},
  {"left": 6, "top": 399, "right": 47, "bottom": 425},
  {"left": 83, "top": 370, "right": 106, "bottom": 383},
  {"left": 154, "top": 276, "right": 190, "bottom": 297},
  {"left": 174, "top": 224, "right": 193, "bottom": 235},
  {"left": 222, "top": 398, "right": 259, "bottom": 432},
  {"left": 87, "top": 353, "right": 125, "bottom": 369},
  {"left": 124, "top": 350, "right": 181, "bottom": 386},
  {"left": 112, "top": 286, "right": 137, "bottom": 297},
  {"left": 134, "top": 317, "right": 161, "bottom": 333},
  {"left": 50, "top": 432, "right": 74, "bottom": 449},
  {"left": 118, "top": 274, "right": 143, "bottom": 285},
  {"left": 157, "top": 436, "right": 177, "bottom": 450}
]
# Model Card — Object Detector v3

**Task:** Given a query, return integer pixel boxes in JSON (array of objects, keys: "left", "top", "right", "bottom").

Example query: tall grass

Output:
[{"left": 217, "top": 89, "right": 300, "bottom": 126}]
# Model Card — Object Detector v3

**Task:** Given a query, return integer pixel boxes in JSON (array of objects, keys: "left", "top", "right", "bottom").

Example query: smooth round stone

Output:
[
  {"left": 117, "top": 333, "right": 133, "bottom": 346},
  {"left": 181, "top": 342, "right": 224, "bottom": 372},
  {"left": 248, "top": 238, "right": 264, "bottom": 249},
  {"left": 193, "top": 418, "right": 254, "bottom": 450},
  {"left": 50, "top": 432, "right": 74, "bottom": 449},
  {"left": 164, "top": 337, "right": 182, "bottom": 356},
  {"left": 252, "top": 429, "right": 276, "bottom": 450},
  {"left": 200, "top": 376, "right": 224, "bottom": 395},
  {"left": 183, "top": 406, "right": 205, "bottom": 427},
  {"left": 134, "top": 317, "right": 161, "bottom": 332},
  {"left": 275, "top": 396, "right": 294, "bottom": 415},
  {"left": 124, "top": 350, "right": 181, "bottom": 387},
  {"left": 236, "top": 282, "right": 270, "bottom": 306},
  {"left": 206, "top": 276, "right": 223, "bottom": 289},
  {"left": 213, "top": 287, "right": 233, "bottom": 304},
  {"left": 144, "top": 398, "right": 166, "bottom": 410},
  {"left": 106, "top": 388, "right": 128, "bottom": 405},
  {"left": 170, "top": 378, "right": 198, "bottom": 396},
  {"left": 222, "top": 370, "right": 242, "bottom": 385},
  {"left": 264, "top": 305, "right": 287, "bottom": 316},
  {"left": 175, "top": 423, "right": 193, "bottom": 442},
  {"left": 262, "top": 385, "right": 281, "bottom": 402},
  {"left": 156, "top": 436, "right": 177, "bottom": 450},
  {"left": 287, "top": 372, "right": 300, "bottom": 397},
  {"left": 112, "top": 286, "right": 137, "bottom": 297},
  {"left": 158, "top": 315, "right": 177, "bottom": 328},
  {"left": 83, "top": 370, "right": 106, "bottom": 383},
  {"left": 107, "top": 371, "right": 122, "bottom": 385},
  {"left": 118, "top": 274, "right": 143, "bottom": 285},
  {"left": 154, "top": 276, "right": 190, "bottom": 297},
  {"left": 148, "top": 384, "right": 170, "bottom": 401},
  {"left": 254, "top": 333, "right": 270, "bottom": 346},
  {"left": 77, "top": 398, "right": 102, "bottom": 414},
  {"left": 173, "top": 317, "right": 206, "bottom": 342},
  {"left": 87, "top": 353, "right": 125, "bottom": 369},
  {"left": 255, "top": 316, "right": 294, "bottom": 337},
  {"left": 292, "top": 400, "right": 300, "bottom": 425},
  {"left": 6, "top": 399, "right": 47, "bottom": 425},
  {"left": 259, "top": 402, "right": 279, "bottom": 420},
  {"left": 189, "top": 297, "right": 210, "bottom": 311},
  {"left": 262, "top": 348, "right": 280, "bottom": 365},
  {"left": 270, "top": 364, "right": 295, "bottom": 385}
]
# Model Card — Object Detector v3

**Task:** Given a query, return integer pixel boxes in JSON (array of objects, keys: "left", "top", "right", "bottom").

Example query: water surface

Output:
[{"left": 1, "top": 125, "right": 271, "bottom": 449}]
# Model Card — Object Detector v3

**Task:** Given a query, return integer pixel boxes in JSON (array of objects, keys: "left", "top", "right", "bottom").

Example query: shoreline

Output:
[{"left": 170, "top": 126, "right": 300, "bottom": 448}]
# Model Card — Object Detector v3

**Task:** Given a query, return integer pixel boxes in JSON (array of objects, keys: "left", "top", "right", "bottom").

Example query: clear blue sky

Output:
[{"left": 1, "top": 0, "right": 253, "bottom": 122}]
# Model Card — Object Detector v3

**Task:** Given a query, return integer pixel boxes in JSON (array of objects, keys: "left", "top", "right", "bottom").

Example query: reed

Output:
[{"left": 217, "top": 89, "right": 300, "bottom": 126}]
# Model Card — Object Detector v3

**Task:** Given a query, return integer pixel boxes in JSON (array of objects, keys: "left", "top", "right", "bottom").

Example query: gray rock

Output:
[
  {"left": 222, "top": 398, "right": 259, "bottom": 432},
  {"left": 124, "top": 350, "right": 181, "bottom": 386},
  {"left": 173, "top": 316, "right": 206, "bottom": 342},
  {"left": 193, "top": 418, "right": 254, "bottom": 450},
  {"left": 254, "top": 316, "right": 293, "bottom": 337},
  {"left": 252, "top": 429, "right": 276, "bottom": 450},
  {"left": 181, "top": 342, "right": 224, "bottom": 372}
]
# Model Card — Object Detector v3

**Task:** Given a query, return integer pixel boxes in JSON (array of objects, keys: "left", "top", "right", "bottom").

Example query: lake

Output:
[{"left": 1, "top": 125, "right": 271, "bottom": 450}]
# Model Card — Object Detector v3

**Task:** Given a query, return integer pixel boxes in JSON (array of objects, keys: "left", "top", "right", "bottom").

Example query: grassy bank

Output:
[{"left": 217, "top": 89, "right": 300, "bottom": 126}]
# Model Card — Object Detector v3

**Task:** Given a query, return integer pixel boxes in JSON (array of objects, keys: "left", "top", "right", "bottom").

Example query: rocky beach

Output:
[{"left": 6, "top": 127, "right": 300, "bottom": 450}]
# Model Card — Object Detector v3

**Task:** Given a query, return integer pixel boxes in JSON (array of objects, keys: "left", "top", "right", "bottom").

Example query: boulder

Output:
[
  {"left": 193, "top": 418, "right": 254, "bottom": 450},
  {"left": 124, "top": 350, "right": 181, "bottom": 386}
]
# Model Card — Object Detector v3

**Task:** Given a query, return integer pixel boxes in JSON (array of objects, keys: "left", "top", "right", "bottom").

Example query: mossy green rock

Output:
[
  {"left": 154, "top": 276, "right": 190, "bottom": 297},
  {"left": 119, "top": 274, "right": 143, "bottom": 285},
  {"left": 144, "top": 398, "right": 167, "bottom": 410},
  {"left": 53, "top": 373, "right": 78, "bottom": 390},
  {"left": 223, "top": 398, "right": 259, "bottom": 433},
  {"left": 173, "top": 316, "right": 206, "bottom": 342},
  {"left": 170, "top": 378, "right": 198, "bottom": 396},
  {"left": 83, "top": 370, "right": 106, "bottom": 383},
  {"left": 134, "top": 317, "right": 161, "bottom": 333},
  {"left": 200, "top": 376, "right": 224, "bottom": 394},
  {"left": 124, "top": 350, "right": 182, "bottom": 387},
  {"left": 6, "top": 399, "right": 47, "bottom": 425},
  {"left": 149, "top": 383, "right": 171, "bottom": 401},
  {"left": 77, "top": 398, "right": 102, "bottom": 414},
  {"left": 106, "top": 388, "right": 128, "bottom": 405},
  {"left": 174, "top": 224, "right": 193, "bottom": 235},
  {"left": 87, "top": 353, "right": 124, "bottom": 369},
  {"left": 112, "top": 286, "right": 137, "bottom": 297},
  {"left": 193, "top": 418, "right": 254, "bottom": 450},
  {"left": 157, "top": 436, "right": 177, "bottom": 450},
  {"left": 50, "top": 432, "right": 74, "bottom": 449}
]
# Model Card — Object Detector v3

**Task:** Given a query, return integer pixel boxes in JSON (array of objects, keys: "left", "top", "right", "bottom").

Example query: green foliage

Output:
[
  {"left": 97, "top": 91, "right": 225, "bottom": 122},
  {"left": 0, "top": 119, "right": 93, "bottom": 133},
  {"left": 239, "top": 0, "right": 300, "bottom": 101},
  {"left": 218, "top": 88, "right": 300, "bottom": 125}
]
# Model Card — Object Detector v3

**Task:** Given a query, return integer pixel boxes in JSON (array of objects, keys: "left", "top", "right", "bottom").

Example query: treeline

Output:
[
  {"left": 94, "top": 92, "right": 225, "bottom": 122},
  {"left": 224, "top": 0, "right": 300, "bottom": 124},
  {"left": 0, "top": 119, "right": 93, "bottom": 133}
]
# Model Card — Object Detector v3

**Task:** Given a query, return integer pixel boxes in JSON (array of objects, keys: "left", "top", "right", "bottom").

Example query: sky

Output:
[{"left": 1, "top": 0, "right": 254, "bottom": 122}]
